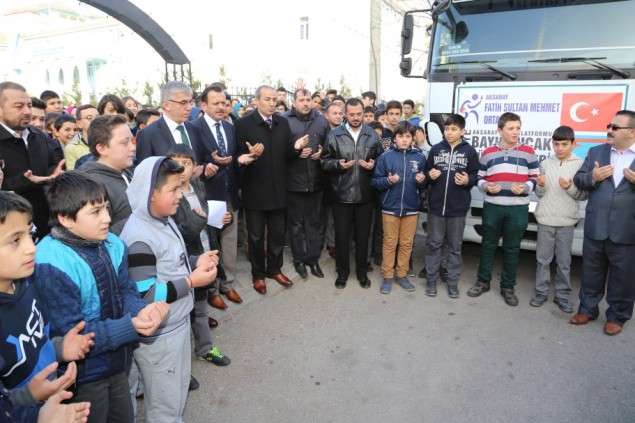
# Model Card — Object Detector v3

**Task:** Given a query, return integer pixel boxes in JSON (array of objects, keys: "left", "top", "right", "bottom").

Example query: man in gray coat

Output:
[{"left": 571, "top": 109, "right": 635, "bottom": 336}]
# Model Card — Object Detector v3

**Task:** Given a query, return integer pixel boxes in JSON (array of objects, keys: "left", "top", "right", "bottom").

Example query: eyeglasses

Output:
[
  {"left": 607, "top": 124, "right": 634, "bottom": 131},
  {"left": 168, "top": 99, "right": 195, "bottom": 107}
]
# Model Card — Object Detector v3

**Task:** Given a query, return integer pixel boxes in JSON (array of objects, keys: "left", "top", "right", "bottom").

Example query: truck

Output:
[{"left": 400, "top": 0, "right": 635, "bottom": 255}]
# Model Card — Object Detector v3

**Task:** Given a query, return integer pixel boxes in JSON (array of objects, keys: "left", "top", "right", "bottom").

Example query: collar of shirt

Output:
[
  {"left": 1, "top": 122, "right": 29, "bottom": 146},
  {"left": 163, "top": 115, "right": 189, "bottom": 144},
  {"left": 204, "top": 114, "right": 228, "bottom": 144},
  {"left": 345, "top": 122, "right": 361, "bottom": 143},
  {"left": 259, "top": 112, "right": 273, "bottom": 125}
]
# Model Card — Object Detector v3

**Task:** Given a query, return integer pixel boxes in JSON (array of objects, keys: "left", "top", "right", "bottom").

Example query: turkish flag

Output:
[{"left": 560, "top": 93, "right": 624, "bottom": 132}]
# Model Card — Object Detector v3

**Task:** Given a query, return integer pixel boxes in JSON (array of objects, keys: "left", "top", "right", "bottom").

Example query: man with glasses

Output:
[
  {"left": 571, "top": 110, "right": 635, "bottom": 336},
  {"left": 64, "top": 104, "right": 97, "bottom": 169},
  {"left": 136, "top": 81, "right": 198, "bottom": 163}
]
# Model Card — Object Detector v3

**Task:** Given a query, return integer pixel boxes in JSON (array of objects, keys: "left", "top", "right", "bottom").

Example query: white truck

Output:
[{"left": 400, "top": 0, "right": 635, "bottom": 255}]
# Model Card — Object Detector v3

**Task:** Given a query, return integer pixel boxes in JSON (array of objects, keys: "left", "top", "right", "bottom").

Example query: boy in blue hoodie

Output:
[
  {"left": 120, "top": 157, "right": 218, "bottom": 423},
  {"left": 372, "top": 121, "right": 426, "bottom": 293},
  {"left": 424, "top": 114, "right": 479, "bottom": 298},
  {"left": 34, "top": 172, "right": 169, "bottom": 422},
  {"left": 0, "top": 191, "right": 95, "bottom": 409}
]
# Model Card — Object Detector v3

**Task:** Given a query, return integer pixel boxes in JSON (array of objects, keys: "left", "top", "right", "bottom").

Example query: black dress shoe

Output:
[
  {"left": 294, "top": 262, "right": 308, "bottom": 278},
  {"left": 309, "top": 263, "right": 324, "bottom": 278},
  {"left": 357, "top": 273, "right": 371, "bottom": 289},
  {"left": 335, "top": 277, "right": 347, "bottom": 289}
]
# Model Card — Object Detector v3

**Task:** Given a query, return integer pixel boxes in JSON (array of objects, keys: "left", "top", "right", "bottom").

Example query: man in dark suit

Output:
[
  {"left": 189, "top": 84, "right": 243, "bottom": 307},
  {"left": 571, "top": 110, "right": 635, "bottom": 336},
  {"left": 136, "top": 81, "right": 201, "bottom": 174},
  {"left": 0, "top": 82, "right": 64, "bottom": 241},
  {"left": 235, "top": 85, "right": 301, "bottom": 294}
]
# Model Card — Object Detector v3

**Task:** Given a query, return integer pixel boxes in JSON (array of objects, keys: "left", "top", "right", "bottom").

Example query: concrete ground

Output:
[{"left": 140, "top": 241, "right": 635, "bottom": 423}]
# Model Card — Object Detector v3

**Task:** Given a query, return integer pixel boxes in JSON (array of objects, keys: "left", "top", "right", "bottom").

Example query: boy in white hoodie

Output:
[{"left": 531, "top": 126, "right": 587, "bottom": 312}]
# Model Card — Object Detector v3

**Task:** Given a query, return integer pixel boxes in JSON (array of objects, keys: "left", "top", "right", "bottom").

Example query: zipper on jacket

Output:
[
  {"left": 400, "top": 149, "right": 406, "bottom": 216},
  {"left": 442, "top": 145, "right": 454, "bottom": 216}
]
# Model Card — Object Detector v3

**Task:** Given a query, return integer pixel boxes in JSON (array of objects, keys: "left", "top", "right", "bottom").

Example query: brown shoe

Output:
[
  {"left": 266, "top": 273, "right": 293, "bottom": 286},
  {"left": 208, "top": 317, "right": 218, "bottom": 328},
  {"left": 253, "top": 278, "right": 267, "bottom": 294},
  {"left": 327, "top": 246, "right": 336, "bottom": 258},
  {"left": 207, "top": 295, "right": 228, "bottom": 310},
  {"left": 570, "top": 313, "right": 591, "bottom": 325},
  {"left": 603, "top": 321, "right": 623, "bottom": 336},
  {"left": 224, "top": 289, "right": 243, "bottom": 303}
]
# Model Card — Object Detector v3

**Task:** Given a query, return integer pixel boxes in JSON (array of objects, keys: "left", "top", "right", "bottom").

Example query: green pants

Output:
[{"left": 477, "top": 203, "right": 529, "bottom": 288}]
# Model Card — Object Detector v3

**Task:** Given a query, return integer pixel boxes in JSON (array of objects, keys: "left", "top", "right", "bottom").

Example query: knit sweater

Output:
[
  {"left": 477, "top": 141, "right": 539, "bottom": 206},
  {"left": 534, "top": 154, "right": 588, "bottom": 227}
]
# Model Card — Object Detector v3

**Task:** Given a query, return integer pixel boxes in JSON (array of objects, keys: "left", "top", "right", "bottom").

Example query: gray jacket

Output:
[{"left": 119, "top": 157, "right": 196, "bottom": 340}]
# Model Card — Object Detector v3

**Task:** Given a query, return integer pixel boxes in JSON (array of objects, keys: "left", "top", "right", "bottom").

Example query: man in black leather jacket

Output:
[{"left": 321, "top": 98, "right": 383, "bottom": 289}]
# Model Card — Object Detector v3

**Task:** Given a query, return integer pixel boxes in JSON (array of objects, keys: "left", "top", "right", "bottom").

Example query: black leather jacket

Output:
[{"left": 321, "top": 124, "right": 383, "bottom": 204}]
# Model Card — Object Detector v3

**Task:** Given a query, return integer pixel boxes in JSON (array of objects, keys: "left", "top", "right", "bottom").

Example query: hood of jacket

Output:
[
  {"left": 82, "top": 160, "right": 132, "bottom": 179},
  {"left": 126, "top": 156, "right": 168, "bottom": 224}
]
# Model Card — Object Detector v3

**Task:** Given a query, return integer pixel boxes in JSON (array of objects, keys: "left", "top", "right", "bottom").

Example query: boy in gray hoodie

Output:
[
  {"left": 531, "top": 126, "right": 587, "bottom": 312},
  {"left": 120, "top": 156, "right": 219, "bottom": 423}
]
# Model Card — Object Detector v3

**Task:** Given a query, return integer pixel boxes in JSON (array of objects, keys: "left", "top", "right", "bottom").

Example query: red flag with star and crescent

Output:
[{"left": 560, "top": 93, "right": 624, "bottom": 132}]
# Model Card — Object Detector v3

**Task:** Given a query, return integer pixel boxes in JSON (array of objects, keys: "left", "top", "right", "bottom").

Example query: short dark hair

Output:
[
  {"left": 332, "top": 95, "right": 346, "bottom": 103},
  {"left": 166, "top": 144, "right": 195, "bottom": 163},
  {"left": 363, "top": 106, "right": 375, "bottom": 114},
  {"left": 497, "top": 112, "right": 521, "bottom": 129},
  {"left": 124, "top": 108, "right": 135, "bottom": 122},
  {"left": 385, "top": 100, "right": 403, "bottom": 113},
  {"left": 97, "top": 94, "right": 125, "bottom": 115},
  {"left": 392, "top": 121, "right": 417, "bottom": 140},
  {"left": 30, "top": 97, "right": 46, "bottom": 111},
  {"left": 135, "top": 109, "right": 160, "bottom": 127},
  {"left": 368, "top": 121, "right": 383, "bottom": 132},
  {"left": 0, "top": 191, "right": 32, "bottom": 224},
  {"left": 444, "top": 113, "right": 466, "bottom": 129},
  {"left": 75, "top": 104, "right": 97, "bottom": 121},
  {"left": 616, "top": 109, "right": 635, "bottom": 128},
  {"left": 45, "top": 113, "right": 60, "bottom": 130},
  {"left": 552, "top": 125, "right": 575, "bottom": 142},
  {"left": 46, "top": 171, "right": 108, "bottom": 225},
  {"left": 54, "top": 114, "right": 76, "bottom": 131},
  {"left": 155, "top": 158, "right": 184, "bottom": 191},
  {"left": 326, "top": 89, "right": 337, "bottom": 96},
  {"left": 274, "top": 100, "right": 288, "bottom": 112},
  {"left": 374, "top": 109, "right": 387, "bottom": 119},
  {"left": 344, "top": 98, "right": 363, "bottom": 113},
  {"left": 403, "top": 99, "right": 415, "bottom": 108},
  {"left": 361, "top": 91, "right": 377, "bottom": 101},
  {"left": 88, "top": 114, "right": 129, "bottom": 157},
  {"left": 277, "top": 87, "right": 287, "bottom": 93},
  {"left": 200, "top": 84, "right": 224, "bottom": 104},
  {"left": 40, "top": 90, "right": 60, "bottom": 102},
  {"left": 293, "top": 89, "right": 311, "bottom": 100}
]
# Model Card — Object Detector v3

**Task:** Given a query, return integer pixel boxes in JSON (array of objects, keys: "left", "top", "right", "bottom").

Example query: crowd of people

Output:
[{"left": 0, "top": 78, "right": 634, "bottom": 423}]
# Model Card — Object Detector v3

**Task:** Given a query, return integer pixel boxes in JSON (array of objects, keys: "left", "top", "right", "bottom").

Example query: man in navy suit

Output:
[
  {"left": 136, "top": 81, "right": 201, "bottom": 175},
  {"left": 189, "top": 84, "right": 242, "bottom": 307},
  {"left": 571, "top": 110, "right": 635, "bottom": 336}
]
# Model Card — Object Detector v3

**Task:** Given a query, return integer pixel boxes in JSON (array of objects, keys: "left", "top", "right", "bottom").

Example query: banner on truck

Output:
[{"left": 456, "top": 82, "right": 629, "bottom": 161}]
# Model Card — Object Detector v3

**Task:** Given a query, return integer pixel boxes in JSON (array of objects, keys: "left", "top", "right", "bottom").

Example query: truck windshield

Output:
[{"left": 429, "top": 0, "right": 635, "bottom": 81}]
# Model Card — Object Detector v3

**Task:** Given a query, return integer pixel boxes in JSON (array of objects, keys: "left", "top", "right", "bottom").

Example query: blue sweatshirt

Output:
[{"left": 372, "top": 144, "right": 426, "bottom": 216}]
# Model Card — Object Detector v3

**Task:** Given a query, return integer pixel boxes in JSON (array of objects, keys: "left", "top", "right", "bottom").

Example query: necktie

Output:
[
  {"left": 215, "top": 122, "right": 227, "bottom": 156},
  {"left": 265, "top": 118, "right": 272, "bottom": 129},
  {"left": 176, "top": 124, "right": 190, "bottom": 147}
]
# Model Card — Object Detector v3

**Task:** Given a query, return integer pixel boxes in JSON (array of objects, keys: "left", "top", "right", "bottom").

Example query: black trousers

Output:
[
  {"left": 578, "top": 237, "right": 635, "bottom": 324},
  {"left": 332, "top": 201, "right": 373, "bottom": 280},
  {"left": 287, "top": 191, "right": 322, "bottom": 265},
  {"left": 70, "top": 372, "right": 133, "bottom": 423},
  {"left": 245, "top": 208, "right": 285, "bottom": 278}
]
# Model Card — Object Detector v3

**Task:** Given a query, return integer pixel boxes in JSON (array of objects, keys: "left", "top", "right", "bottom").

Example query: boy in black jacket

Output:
[{"left": 424, "top": 114, "right": 479, "bottom": 298}]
